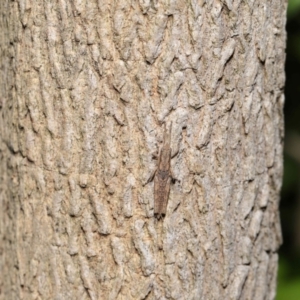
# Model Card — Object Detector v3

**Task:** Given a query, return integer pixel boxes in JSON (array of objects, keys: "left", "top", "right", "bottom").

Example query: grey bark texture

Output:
[{"left": 0, "top": 0, "right": 286, "bottom": 299}]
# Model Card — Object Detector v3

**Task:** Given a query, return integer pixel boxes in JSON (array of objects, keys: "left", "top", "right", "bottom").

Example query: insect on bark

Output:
[{"left": 153, "top": 122, "right": 173, "bottom": 219}]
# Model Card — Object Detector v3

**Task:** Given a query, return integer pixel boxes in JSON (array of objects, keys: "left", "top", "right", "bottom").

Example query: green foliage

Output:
[
  {"left": 277, "top": 258, "right": 300, "bottom": 300},
  {"left": 277, "top": 1, "right": 300, "bottom": 298},
  {"left": 288, "top": 0, "right": 300, "bottom": 19},
  {"left": 281, "top": 155, "right": 298, "bottom": 194}
]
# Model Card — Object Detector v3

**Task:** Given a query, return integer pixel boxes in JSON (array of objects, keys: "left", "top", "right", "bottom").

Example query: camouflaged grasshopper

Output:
[{"left": 153, "top": 122, "right": 173, "bottom": 219}]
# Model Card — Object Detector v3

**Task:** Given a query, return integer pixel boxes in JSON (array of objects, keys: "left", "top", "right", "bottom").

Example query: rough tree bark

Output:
[{"left": 0, "top": 0, "right": 286, "bottom": 299}]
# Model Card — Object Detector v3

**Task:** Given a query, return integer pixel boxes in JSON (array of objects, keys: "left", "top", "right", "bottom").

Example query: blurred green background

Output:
[{"left": 277, "top": 0, "right": 300, "bottom": 299}]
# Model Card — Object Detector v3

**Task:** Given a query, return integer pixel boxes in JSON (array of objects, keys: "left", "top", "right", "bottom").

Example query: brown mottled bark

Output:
[{"left": 0, "top": 0, "right": 286, "bottom": 299}]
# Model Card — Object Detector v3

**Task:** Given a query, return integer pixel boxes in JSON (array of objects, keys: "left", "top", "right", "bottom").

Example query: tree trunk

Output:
[{"left": 0, "top": 1, "right": 286, "bottom": 299}]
